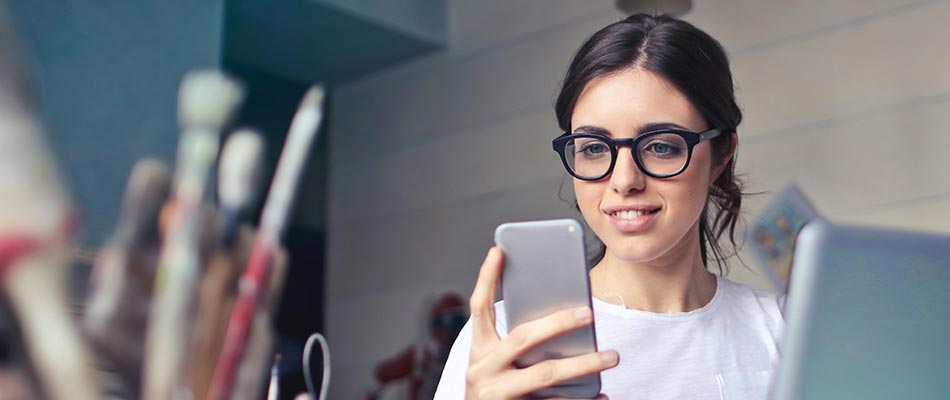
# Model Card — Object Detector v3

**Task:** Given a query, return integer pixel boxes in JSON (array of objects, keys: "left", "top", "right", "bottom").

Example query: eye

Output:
[
  {"left": 650, "top": 143, "right": 673, "bottom": 154},
  {"left": 579, "top": 142, "right": 609, "bottom": 155},
  {"left": 640, "top": 137, "right": 685, "bottom": 159}
]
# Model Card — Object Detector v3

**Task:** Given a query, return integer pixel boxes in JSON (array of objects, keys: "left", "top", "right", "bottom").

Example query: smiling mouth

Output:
[{"left": 606, "top": 208, "right": 660, "bottom": 220}]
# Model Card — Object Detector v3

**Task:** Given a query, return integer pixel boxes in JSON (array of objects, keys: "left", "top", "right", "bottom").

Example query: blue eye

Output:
[
  {"left": 651, "top": 143, "right": 672, "bottom": 154},
  {"left": 581, "top": 143, "right": 609, "bottom": 155},
  {"left": 641, "top": 138, "right": 684, "bottom": 160}
]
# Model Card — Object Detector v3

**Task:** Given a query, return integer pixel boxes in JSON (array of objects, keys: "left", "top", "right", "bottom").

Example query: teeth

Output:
[{"left": 614, "top": 210, "right": 647, "bottom": 219}]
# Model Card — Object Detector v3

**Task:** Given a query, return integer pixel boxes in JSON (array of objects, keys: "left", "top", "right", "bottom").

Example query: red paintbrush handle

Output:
[
  {"left": 0, "top": 235, "right": 41, "bottom": 279},
  {"left": 0, "top": 211, "right": 77, "bottom": 278},
  {"left": 207, "top": 237, "right": 272, "bottom": 400}
]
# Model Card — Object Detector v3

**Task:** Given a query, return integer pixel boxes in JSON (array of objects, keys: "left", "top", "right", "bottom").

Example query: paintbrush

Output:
[
  {"left": 187, "top": 129, "right": 264, "bottom": 399},
  {"left": 0, "top": 5, "right": 99, "bottom": 400},
  {"left": 142, "top": 71, "right": 244, "bottom": 400},
  {"left": 208, "top": 85, "right": 325, "bottom": 400},
  {"left": 83, "top": 159, "right": 170, "bottom": 396},
  {"left": 216, "top": 129, "right": 265, "bottom": 247},
  {"left": 267, "top": 354, "right": 281, "bottom": 400},
  {"left": 229, "top": 245, "right": 288, "bottom": 400}
]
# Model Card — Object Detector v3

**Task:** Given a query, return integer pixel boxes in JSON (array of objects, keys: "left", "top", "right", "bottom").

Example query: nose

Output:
[{"left": 608, "top": 146, "right": 645, "bottom": 195}]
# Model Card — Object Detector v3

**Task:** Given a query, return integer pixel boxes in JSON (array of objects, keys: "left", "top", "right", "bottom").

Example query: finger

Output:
[
  {"left": 502, "top": 350, "right": 619, "bottom": 397},
  {"left": 481, "top": 305, "right": 594, "bottom": 372},
  {"left": 469, "top": 247, "right": 504, "bottom": 351}
]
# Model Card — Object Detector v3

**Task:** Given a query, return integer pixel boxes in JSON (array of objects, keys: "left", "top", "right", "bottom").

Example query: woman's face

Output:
[{"left": 571, "top": 68, "right": 719, "bottom": 264}]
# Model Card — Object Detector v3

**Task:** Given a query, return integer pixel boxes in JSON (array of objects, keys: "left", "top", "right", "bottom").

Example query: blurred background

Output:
[{"left": 4, "top": 0, "right": 949, "bottom": 398}]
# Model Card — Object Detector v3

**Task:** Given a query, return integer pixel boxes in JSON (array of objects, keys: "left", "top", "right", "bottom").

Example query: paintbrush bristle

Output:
[
  {"left": 116, "top": 159, "right": 171, "bottom": 245},
  {"left": 177, "top": 71, "right": 245, "bottom": 129},
  {"left": 218, "top": 129, "right": 264, "bottom": 209}
]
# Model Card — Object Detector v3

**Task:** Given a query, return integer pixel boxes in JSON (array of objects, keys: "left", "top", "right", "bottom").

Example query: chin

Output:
[{"left": 602, "top": 238, "right": 667, "bottom": 264}]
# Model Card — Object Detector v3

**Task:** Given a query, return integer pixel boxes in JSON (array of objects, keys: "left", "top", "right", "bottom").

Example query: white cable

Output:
[{"left": 303, "top": 332, "right": 330, "bottom": 400}]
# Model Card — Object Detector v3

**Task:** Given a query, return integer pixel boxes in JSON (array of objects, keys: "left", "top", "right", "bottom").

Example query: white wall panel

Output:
[
  {"left": 329, "top": 106, "right": 563, "bottom": 225},
  {"left": 836, "top": 196, "right": 950, "bottom": 233},
  {"left": 738, "top": 99, "right": 950, "bottom": 215},
  {"left": 448, "top": 0, "right": 618, "bottom": 52},
  {"left": 733, "top": 1, "right": 950, "bottom": 138},
  {"left": 692, "top": 0, "right": 926, "bottom": 51}
]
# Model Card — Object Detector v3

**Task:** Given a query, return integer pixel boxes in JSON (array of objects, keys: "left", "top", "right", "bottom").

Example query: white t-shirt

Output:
[{"left": 434, "top": 276, "right": 786, "bottom": 399}]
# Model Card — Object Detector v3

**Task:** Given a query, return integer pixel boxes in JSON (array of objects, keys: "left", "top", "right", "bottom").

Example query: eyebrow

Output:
[
  {"left": 572, "top": 125, "right": 611, "bottom": 136},
  {"left": 639, "top": 122, "right": 691, "bottom": 132},
  {"left": 572, "top": 122, "right": 693, "bottom": 137}
]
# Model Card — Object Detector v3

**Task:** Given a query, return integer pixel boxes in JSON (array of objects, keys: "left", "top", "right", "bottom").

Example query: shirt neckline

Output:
[{"left": 590, "top": 276, "right": 725, "bottom": 321}]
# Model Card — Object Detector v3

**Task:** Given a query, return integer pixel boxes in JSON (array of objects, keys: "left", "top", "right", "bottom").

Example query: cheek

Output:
[
  {"left": 692, "top": 148, "right": 717, "bottom": 187},
  {"left": 573, "top": 179, "right": 602, "bottom": 214},
  {"left": 667, "top": 154, "right": 714, "bottom": 219}
]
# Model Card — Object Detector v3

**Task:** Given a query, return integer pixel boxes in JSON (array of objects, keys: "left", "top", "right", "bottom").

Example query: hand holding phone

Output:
[{"left": 463, "top": 220, "right": 618, "bottom": 400}]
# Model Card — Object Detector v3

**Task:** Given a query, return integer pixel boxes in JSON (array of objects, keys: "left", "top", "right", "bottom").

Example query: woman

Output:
[{"left": 435, "top": 14, "right": 784, "bottom": 399}]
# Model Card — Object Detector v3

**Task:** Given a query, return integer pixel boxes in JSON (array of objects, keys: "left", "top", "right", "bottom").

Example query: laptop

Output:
[{"left": 774, "top": 220, "right": 950, "bottom": 400}]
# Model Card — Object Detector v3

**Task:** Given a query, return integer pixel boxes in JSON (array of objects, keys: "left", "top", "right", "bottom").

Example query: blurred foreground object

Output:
[
  {"left": 776, "top": 220, "right": 950, "bottom": 399},
  {"left": 83, "top": 159, "right": 171, "bottom": 397},
  {"left": 747, "top": 184, "right": 822, "bottom": 293},
  {"left": 0, "top": 9, "right": 330, "bottom": 395},
  {"left": 189, "top": 130, "right": 266, "bottom": 399},
  {"left": 142, "top": 70, "right": 245, "bottom": 400},
  {"left": 0, "top": 4, "right": 100, "bottom": 400},
  {"left": 209, "top": 85, "right": 326, "bottom": 399}
]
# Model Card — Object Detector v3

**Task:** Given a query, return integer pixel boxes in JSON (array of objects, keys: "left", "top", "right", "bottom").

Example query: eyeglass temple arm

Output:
[{"left": 699, "top": 129, "right": 723, "bottom": 142}]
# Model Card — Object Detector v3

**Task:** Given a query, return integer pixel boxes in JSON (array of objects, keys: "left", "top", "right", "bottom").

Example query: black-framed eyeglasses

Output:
[{"left": 551, "top": 128, "right": 722, "bottom": 180}]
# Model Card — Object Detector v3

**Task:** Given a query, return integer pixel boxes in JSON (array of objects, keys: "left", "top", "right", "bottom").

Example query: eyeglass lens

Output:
[{"left": 565, "top": 133, "right": 689, "bottom": 178}]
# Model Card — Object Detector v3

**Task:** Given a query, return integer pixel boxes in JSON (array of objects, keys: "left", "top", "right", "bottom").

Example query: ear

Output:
[{"left": 710, "top": 132, "right": 738, "bottom": 183}]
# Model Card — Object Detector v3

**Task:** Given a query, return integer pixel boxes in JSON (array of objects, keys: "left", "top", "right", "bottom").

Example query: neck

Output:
[{"left": 589, "top": 228, "right": 717, "bottom": 313}]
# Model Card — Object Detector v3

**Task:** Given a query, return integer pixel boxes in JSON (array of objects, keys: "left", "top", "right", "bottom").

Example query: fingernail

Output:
[
  {"left": 574, "top": 306, "right": 591, "bottom": 321},
  {"left": 600, "top": 350, "right": 618, "bottom": 364}
]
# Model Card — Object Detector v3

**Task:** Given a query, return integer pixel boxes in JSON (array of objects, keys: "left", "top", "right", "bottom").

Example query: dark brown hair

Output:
[{"left": 555, "top": 14, "right": 744, "bottom": 274}]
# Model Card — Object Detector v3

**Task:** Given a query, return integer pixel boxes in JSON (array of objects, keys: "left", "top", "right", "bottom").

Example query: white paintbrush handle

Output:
[
  {"left": 258, "top": 86, "right": 324, "bottom": 244},
  {"left": 5, "top": 247, "right": 99, "bottom": 400}
]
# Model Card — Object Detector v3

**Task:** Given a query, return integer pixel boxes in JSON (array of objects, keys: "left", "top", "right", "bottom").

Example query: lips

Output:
[{"left": 602, "top": 205, "right": 661, "bottom": 233}]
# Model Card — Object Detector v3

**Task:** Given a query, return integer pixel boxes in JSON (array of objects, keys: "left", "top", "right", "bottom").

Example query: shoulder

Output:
[{"left": 716, "top": 277, "right": 786, "bottom": 328}]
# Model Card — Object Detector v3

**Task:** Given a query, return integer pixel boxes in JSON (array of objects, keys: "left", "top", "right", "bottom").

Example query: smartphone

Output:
[{"left": 494, "top": 219, "right": 600, "bottom": 399}]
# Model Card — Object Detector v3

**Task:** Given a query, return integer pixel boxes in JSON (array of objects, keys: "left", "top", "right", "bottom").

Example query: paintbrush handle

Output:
[
  {"left": 188, "top": 224, "right": 252, "bottom": 399},
  {"left": 207, "top": 237, "right": 272, "bottom": 400},
  {"left": 232, "top": 310, "right": 275, "bottom": 400},
  {"left": 142, "top": 237, "right": 201, "bottom": 400},
  {"left": 5, "top": 248, "right": 99, "bottom": 400}
]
